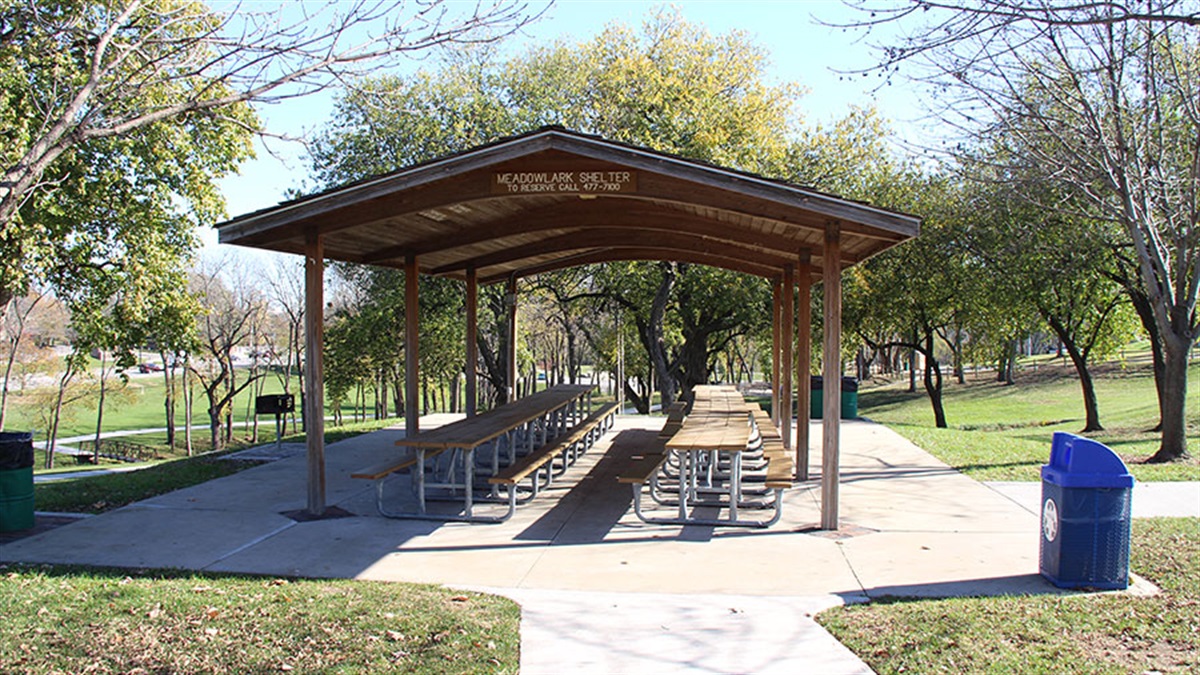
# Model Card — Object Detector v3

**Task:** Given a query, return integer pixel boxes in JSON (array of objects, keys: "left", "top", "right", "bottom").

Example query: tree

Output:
[
  {"left": 844, "top": 1, "right": 1200, "bottom": 459},
  {"left": 0, "top": 0, "right": 537, "bottom": 323},
  {"left": 190, "top": 256, "right": 267, "bottom": 451},
  {"left": 845, "top": 173, "right": 973, "bottom": 428},
  {"left": 308, "top": 9, "right": 901, "bottom": 409},
  {"left": 265, "top": 257, "right": 306, "bottom": 433},
  {"left": 0, "top": 289, "right": 48, "bottom": 430},
  {"left": 964, "top": 180, "right": 1139, "bottom": 431}
]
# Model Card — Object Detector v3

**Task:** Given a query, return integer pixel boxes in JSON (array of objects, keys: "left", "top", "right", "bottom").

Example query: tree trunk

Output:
[
  {"left": 1149, "top": 337, "right": 1190, "bottom": 462},
  {"left": 209, "top": 405, "right": 221, "bottom": 452},
  {"left": 1002, "top": 340, "right": 1016, "bottom": 385},
  {"left": 623, "top": 380, "right": 649, "bottom": 415},
  {"left": 954, "top": 330, "right": 965, "bottom": 384},
  {"left": 922, "top": 332, "right": 947, "bottom": 428},
  {"left": 1125, "top": 284, "right": 1166, "bottom": 430},
  {"left": 93, "top": 352, "right": 107, "bottom": 464},
  {"left": 1053, "top": 328, "right": 1104, "bottom": 432},
  {"left": 907, "top": 333, "right": 918, "bottom": 392},
  {"left": 640, "top": 263, "right": 678, "bottom": 408},
  {"left": 161, "top": 350, "right": 176, "bottom": 449},
  {"left": 183, "top": 356, "right": 194, "bottom": 456}
]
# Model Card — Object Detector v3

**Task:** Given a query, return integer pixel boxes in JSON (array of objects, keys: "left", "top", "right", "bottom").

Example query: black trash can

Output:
[
  {"left": 0, "top": 431, "right": 35, "bottom": 532},
  {"left": 809, "top": 376, "right": 859, "bottom": 419},
  {"left": 1039, "top": 432, "right": 1134, "bottom": 590}
]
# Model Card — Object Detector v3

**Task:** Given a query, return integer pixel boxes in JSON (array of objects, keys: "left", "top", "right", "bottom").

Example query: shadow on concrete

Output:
[
  {"left": 515, "top": 428, "right": 661, "bottom": 544},
  {"left": 844, "top": 573, "right": 1063, "bottom": 601}
]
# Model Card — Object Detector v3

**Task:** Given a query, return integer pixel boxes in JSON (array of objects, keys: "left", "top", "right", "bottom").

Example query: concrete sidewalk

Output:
[
  {"left": 0, "top": 416, "right": 1175, "bottom": 673},
  {"left": 986, "top": 480, "right": 1200, "bottom": 518}
]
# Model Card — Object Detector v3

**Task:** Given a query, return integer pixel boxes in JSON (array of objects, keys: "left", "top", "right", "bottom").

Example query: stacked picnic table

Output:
[
  {"left": 620, "top": 384, "right": 794, "bottom": 528},
  {"left": 352, "top": 384, "right": 618, "bottom": 523}
]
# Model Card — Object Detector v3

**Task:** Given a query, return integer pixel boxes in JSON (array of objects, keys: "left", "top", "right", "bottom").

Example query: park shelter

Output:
[{"left": 216, "top": 127, "right": 920, "bottom": 529}]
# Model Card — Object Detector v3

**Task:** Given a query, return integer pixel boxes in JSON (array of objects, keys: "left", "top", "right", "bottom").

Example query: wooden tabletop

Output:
[
  {"left": 665, "top": 385, "right": 752, "bottom": 452},
  {"left": 396, "top": 384, "right": 595, "bottom": 449}
]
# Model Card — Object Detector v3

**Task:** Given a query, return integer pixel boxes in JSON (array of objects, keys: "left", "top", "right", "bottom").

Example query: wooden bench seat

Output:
[
  {"left": 617, "top": 453, "right": 667, "bottom": 484},
  {"left": 657, "top": 401, "right": 688, "bottom": 439},
  {"left": 489, "top": 402, "right": 620, "bottom": 486},
  {"left": 617, "top": 436, "right": 668, "bottom": 485},
  {"left": 489, "top": 437, "right": 568, "bottom": 485},
  {"left": 750, "top": 408, "right": 792, "bottom": 488},
  {"left": 351, "top": 449, "right": 444, "bottom": 480}
]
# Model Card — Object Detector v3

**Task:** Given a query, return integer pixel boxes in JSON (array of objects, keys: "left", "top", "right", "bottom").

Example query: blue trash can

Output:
[{"left": 1039, "top": 432, "right": 1134, "bottom": 590}]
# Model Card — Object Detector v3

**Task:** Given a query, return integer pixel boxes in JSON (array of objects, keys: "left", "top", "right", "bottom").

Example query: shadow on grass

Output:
[
  {"left": 954, "top": 460, "right": 1045, "bottom": 473},
  {"left": 0, "top": 562, "right": 282, "bottom": 582},
  {"left": 858, "top": 388, "right": 926, "bottom": 410}
]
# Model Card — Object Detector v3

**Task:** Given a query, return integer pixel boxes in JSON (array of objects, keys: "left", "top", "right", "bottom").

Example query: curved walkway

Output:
[{"left": 3, "top": 415, "right": 1188, "bottom": 673}]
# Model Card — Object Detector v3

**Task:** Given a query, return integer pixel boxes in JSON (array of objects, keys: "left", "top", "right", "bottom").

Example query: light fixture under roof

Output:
[
  {"left": 419, "top": 209, "right": 448, "bottom": 222},
  {"left": 446, "top": 203, "right": 473, "bottom": 215}
]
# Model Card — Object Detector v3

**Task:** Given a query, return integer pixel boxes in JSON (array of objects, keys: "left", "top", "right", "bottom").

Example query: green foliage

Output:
[
  {"left": 308, "top": 7, "right": 907, "bottom": 406},
  {"left": 0, "top": 0, "right": 257, "bottom": 308}
]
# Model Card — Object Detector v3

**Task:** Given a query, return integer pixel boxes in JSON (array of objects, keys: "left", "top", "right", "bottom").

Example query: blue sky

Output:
[{"left": 212, "top": 0, "right": 921, "bottom": 244}]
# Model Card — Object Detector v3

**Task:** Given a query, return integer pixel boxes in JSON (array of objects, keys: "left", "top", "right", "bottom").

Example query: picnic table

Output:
[
  {"left": 354, "top": 384, "right": 599, "bottom": 522},
  {"left": 621, "top": 384, "right": 792, "bottom": 528}
]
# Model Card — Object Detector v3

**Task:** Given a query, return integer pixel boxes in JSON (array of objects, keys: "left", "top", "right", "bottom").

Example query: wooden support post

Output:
[
  {"left": 821, "top": 223, "right": 842, "bottom": 530},
  {"left": 465, "top": 267, "right": 478, "bottom": 417},
  {"left": 797, "top": 251, "right": 812, "bottom": 481},
  {"left": 781, "top": 264, "right": 794, "bottom": 451},
  {"left": 405, "top": 255, "right": 420, "bottom": 436},
  {"left": 771, "top": 280, "right": 782, "bottom": 428},
  {"left": 304, "top": 230, "right": 326, "bottom": 516},
  {"left": 505, "top": 275, "right": 518, "bottom": 403}
]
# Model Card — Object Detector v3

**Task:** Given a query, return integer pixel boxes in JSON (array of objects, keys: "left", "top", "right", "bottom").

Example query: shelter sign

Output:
[{"left": 492, "top": 169, "right": 637, "bottom": 195}]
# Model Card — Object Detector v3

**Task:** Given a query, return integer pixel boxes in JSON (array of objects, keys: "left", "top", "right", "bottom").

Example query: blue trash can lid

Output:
[{"left": 1041, "top": 431, "right": 1134, "bottom": 488}]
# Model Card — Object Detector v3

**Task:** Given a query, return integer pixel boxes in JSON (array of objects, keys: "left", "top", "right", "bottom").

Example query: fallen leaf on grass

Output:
[
  {"left": 386, "top": 630, "right": 405, "bottom": 642},
  {"left": 450, "top": 595, "right": 470, "bottom": 602}
]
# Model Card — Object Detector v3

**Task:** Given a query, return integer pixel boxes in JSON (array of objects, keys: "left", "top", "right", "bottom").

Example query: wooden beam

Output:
[
  {"left": 405, "top": 255, "right": 420, "bottom": 436},
  {"left": 821, "top": 223, "right": 842, "bottom": 530},
  {"left": 771, "top": 280, "right": 782, "bottom": 429},
  {"left": 465, "top": 266, "right": 478, "bottom": 417},
  {"left": 304, "top": 230, "right": 326, "bottom": 517},
  {"left": 363, "top": 200, "right": 819, "bottom": 266},
  {"left": 505, "top": 276, "right": 518, "bottom": 403},
  {"left": 478, "top": 247, "right": 779, "bottom": 284},
  {"left": 797, "top": 251, "right": 813, "bottom": 482},
  {"left": 781, "top": 264, "right": 794, "bottom": 452},
  {"left": 430, "top": 227, "right": 798, "bottom": 275}
]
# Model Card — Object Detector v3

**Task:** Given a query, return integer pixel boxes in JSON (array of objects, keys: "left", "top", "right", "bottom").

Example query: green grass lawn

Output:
[
  {"left": 818, "top": 517, "right": 1200, "bottom": 674},
  {"left": 858, "top": 360, "right": 1200, "bottom": 481},
  {"left": 0, "top": 566, "right": 520, "bottom": 674},
  {"left": 3, "top": 368, "right": 399, "bottom": 445}
]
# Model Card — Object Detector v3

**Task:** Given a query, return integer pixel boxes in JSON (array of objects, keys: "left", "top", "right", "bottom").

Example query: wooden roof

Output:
[{"left": 216, "top": 127, "right": 919, "bottom": 282}]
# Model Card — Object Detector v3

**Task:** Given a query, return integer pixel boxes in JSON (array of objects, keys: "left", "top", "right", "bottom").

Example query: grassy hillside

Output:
[{"left": 858, "top": 357, "right": 1200, "bottom": 481}]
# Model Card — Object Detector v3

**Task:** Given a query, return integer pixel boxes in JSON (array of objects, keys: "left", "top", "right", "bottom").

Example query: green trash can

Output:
[
  {"left": 0, "top": 431, "right": 35, "bottom": 532},
  {"left": 809, "top": 377, "right": 859, "bottom": 419}
]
